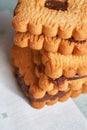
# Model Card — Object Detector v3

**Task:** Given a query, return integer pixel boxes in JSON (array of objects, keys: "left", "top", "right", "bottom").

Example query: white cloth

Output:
[{"left": 0, "top": 11, "right": 87, "bottom": 130}]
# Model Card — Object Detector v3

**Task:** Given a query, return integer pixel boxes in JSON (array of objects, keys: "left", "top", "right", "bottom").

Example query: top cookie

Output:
[{"left": 12, "top": 0, "right": 87, "bottom": 40}]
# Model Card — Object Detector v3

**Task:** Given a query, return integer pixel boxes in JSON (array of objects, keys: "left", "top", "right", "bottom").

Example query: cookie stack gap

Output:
[{"left": 12, "top": 0, "right": 87, "bottom": 109}]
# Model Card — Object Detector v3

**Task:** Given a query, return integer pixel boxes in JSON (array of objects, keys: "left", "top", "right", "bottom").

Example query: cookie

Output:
[
  {"left": 12, "top": 0, "right": 87, "bottom": 40},
  {"left": 14, "top": 32, "right": 87, "bottom": 55},
  {"left": 40, "top": 50, "right": 87, "bottom": 78},
  {"left": 35, "top": 63, "right": 87, "bottom": 92},
  {"left": 16, "top": 70, "right": 87, "bottom": 108},
  {"left": 16, "top": 70, "right": 87, "bottom": 109},
  {"left": 11, "top": 45, "right": 67, "bottom": 97},
  {"left": 11, "top": 45, "right": 87, "bottom": 108},
  {"left": 18, "top": 70, "right": 87, "bottom": 109}
]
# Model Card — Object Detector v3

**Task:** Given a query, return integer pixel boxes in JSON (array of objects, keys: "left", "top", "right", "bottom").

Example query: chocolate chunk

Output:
[{"left": 45, "top": 0, "right": 68, "bottom": 11}]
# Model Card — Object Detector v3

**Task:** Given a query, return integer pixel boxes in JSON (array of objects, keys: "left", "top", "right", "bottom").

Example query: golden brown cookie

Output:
[
  {"left": 16, "top": 67, "right": 71, "bottom": 109},
  {"left": 71, "top": 89, "right": 82, "bottom": 98},
  {"left": 35, "top": 64, "right": 87, "bottom": 92},
  {"left": 11, "top": 46, "right": 69, "bottom": 97},
  {"left": 14, "top": 32, "right": 87, "bottom": 55},
  {"left": 13, "top": 0, "right": 87, "bottom": 40},
  {"left": 40, "top": 50, "right": 87, "bottom": 78},
  {"left": 33, "top": 49, "right": 87, "bottom": 94},
  {"left": 82, "top": 82, "right": 87, "bottom": 93},
  {"left": 12, "top": 45, "right": 69, "bottom": 98},
  {"left": 11, "top": 45, "right": 87, "bottom": 108},
  {"left": 12, "top": 45, "right": 45, "bottom": 99}
]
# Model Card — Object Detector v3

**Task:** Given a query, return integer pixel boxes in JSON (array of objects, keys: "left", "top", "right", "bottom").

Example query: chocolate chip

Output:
[{"left": 45, "top": 0, "right": 68, "bottom": 11}]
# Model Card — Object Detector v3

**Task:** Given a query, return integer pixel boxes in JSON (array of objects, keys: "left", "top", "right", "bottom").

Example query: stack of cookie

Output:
[{"left": 11, "top": 0, "right": 87, "bottom": 108}]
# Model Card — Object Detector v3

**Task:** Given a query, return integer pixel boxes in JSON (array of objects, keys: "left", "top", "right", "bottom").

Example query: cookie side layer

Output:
[
  {"left": 41, "top": 51, "right": 87, "bottom": 78},
  {"left": 14, "top": 32, "right": 87, "bottom": 55},
  {"left": 16, "top": 69, "right": 70, "bottom": 101},
  {"left": 16, "top": 68, "right": 87, "bottom": 109}
]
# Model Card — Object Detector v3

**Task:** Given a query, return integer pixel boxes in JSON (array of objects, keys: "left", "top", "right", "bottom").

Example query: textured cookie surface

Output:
[
  {"left": 33, "top": 50, "right": 87, "bottom": 78},
  {"left": 12, "top": 45, "right": 71, "bottom": 108},
  {"left": 14, "top": 32, "right": 87, "bottom": 55},
  {"left": 16, "top": 67, "right": 87, "bottom": 109},
  {"left": 12, "top": 45, "right": 46, "bottom": 99},
  {"left": 11, "top": 45, "right": 87, "bottom": 108},
  {"left": 13, "top": 0, "right": 87, "bottom": 40}
]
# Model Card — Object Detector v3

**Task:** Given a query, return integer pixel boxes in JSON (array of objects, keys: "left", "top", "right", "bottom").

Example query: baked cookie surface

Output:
[
  {"left": 32, "top": 49, "right": 87, "bottom": 78},
  {"left": 11, "top": 45, "right": 87, "bottom": 108},
  {"left": 12, "top": 0, "right": 87, "bottom": 40},
  {"left": 14, "top": 32, "right": 87, "bottom": 55}
]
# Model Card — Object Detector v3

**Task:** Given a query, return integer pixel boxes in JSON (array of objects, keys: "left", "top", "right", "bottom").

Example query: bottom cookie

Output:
[
  {"left": 16, "top": 69, "right": 71, "bottom": 108},
  {"left": 15, "top": 69, "right": 87, "bottom": 109}
]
